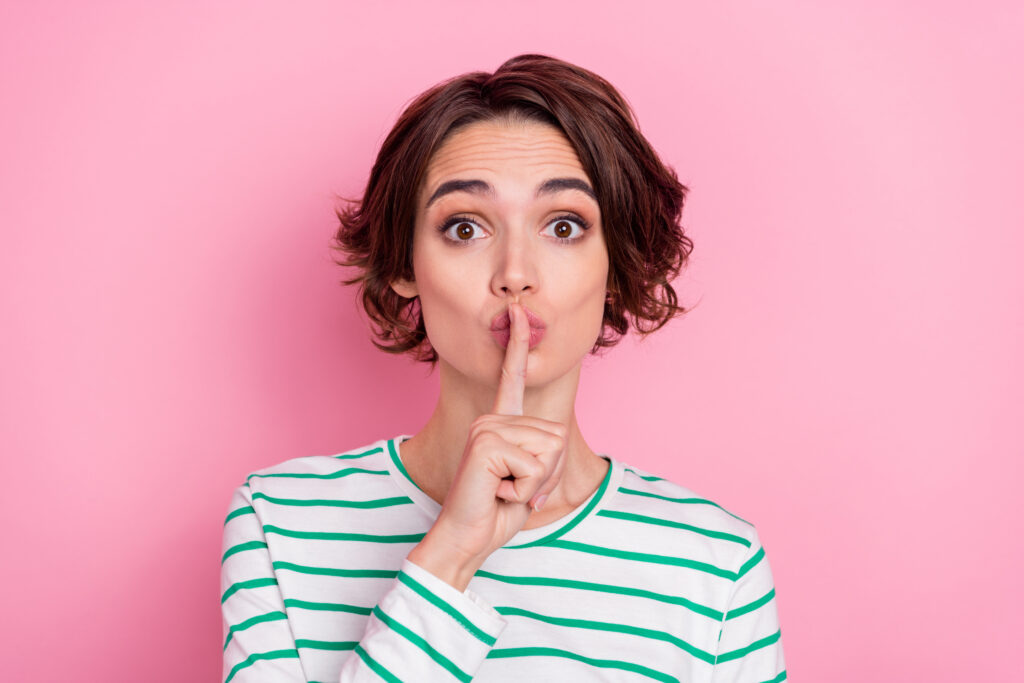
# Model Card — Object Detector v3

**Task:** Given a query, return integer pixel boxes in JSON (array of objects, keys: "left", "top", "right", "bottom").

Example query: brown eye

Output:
[
  {"left": 438, "top": 216, "right": 485, "bottom": 244},
  {"left": 544, "top": 215, "right": 588, "bottom": 242}
]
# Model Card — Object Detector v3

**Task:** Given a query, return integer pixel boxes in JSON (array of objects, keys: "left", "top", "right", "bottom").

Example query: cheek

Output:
[
  {"left": 584, "top": 283, "right": 610, "bottom": 341},
  {"left": 562, "top": 262, "right": 609, "bottom": 346},
  {"left": 417, "top": 275, "right": 476, "bottom": 348},
  {"left": 586, "top": 256, "right": 611, "bottom": 334}
]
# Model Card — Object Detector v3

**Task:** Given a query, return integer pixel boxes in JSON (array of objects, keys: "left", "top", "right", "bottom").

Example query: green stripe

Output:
[
  {"left": 488, "top": 647, "right": 678, "bottom": 683},
  {"left": 758, "top": 670, "right": 788, "bottom": 683},
  {"left": 495, "top": 605, "right": 715, "bottom": 664},
  {"left": 252, "top": 491, "right": 413, "bottom": 509},
  {"left": 737, "top": 547, "right": 765, "bottom": 579},
  {"left": 504, "top": 456, "right": 613, "bottom": 549},
  {"left": 715, "top": 628, "right": 782, "bottom": 663},
  {"left": 263, "top": 524, "right": 424, "bottom": 544},
  {"left": 354, "top": 644, "right": 403, "bottom": 682},
  {"left": 473, "top": 569, "right": 723, "bottom": 620},
  {"left": 725, "top": 588, "right": 775, "bottom": 621},
  {"left": 546, "top": 539, "right": 736, "bottom": 579},
  {"left": 223, "top": 610, "right": 287, "bottom": 651},
  {"left": 221, "top": 540, "right": 267, "bottom": 564},
  {"left": 624, "top": 467, "right": 665, "bottom": 481},
  {"left": 221, "top": 577, "right": 277, "bottom": 604},
  {"left": 374, "top": 605, "right": 472, "bottom": 682},
  {"left": 296, "top": 638, "right": 358, "bottom": 651},
  {"left": 224, "top": 648, "right": 299, "bottom": 683},
  {"left": 273, "top": 560, "right": 397, "bottom": 580},
  {"left": 596, "top": 509, "right": 751, "bottom": 547},
  {"left": 333, "top": 445, "right": 384, "bottom": 460},
  {"left": 398, "top": 569, "right": 497, "bottom": 645},
  {"left": 224, "top": 505, "right": 255, "bottom": 525},
  {"left": 388, "top": 437, "right": 423, "bottom": 492},
  {"left": 618, "top": 487, "right": 752, "bottom": 526},
  {"left": 284, "top": 598, "right": 372, "bottom": 616},
  {"left": 247, "top": 466, "right": 388, "bottom": 483}
]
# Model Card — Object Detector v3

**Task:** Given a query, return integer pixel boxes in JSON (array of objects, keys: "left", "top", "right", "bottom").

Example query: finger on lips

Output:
[
  {"left": 492, "top": 301, "right": 528, "bottom": 417},
  {"left": 489, "top": 300, "right": 561, "bottom": 513}
]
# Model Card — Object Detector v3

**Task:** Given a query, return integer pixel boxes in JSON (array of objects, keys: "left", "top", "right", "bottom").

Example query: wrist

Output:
[{"left": 407, "top": 529, "right": 483, "bottom": 593}]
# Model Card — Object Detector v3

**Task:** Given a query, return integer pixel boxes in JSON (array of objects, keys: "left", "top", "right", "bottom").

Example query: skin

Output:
[{"left": 390, "top": 116, "right": 611, "bottom": 534}]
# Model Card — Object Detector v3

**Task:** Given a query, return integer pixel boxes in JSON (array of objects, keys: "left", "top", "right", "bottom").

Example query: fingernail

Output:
[{"left": 533, "top": 495, "right": 548, "bottom": 511}]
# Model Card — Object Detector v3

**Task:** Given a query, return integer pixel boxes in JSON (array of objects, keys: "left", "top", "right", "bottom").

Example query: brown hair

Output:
[{"left": 332, "top": 53, "right": 693, "bottom": 367}]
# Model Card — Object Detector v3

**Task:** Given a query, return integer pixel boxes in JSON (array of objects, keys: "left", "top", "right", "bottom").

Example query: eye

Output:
[
  {"left": 437, "top": 215, "right": 487, "bottom": 245},
  {"left": 436, "top": 212, "right": 592, "bottom": 246},
  {"left": 543, "top": 213, "right": 591, "bottom": 243}
]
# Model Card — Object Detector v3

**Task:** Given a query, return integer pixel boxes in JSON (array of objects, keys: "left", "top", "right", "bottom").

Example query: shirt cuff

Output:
[{"left": 399, "top": 557, "right": 507, "bottom": 641}]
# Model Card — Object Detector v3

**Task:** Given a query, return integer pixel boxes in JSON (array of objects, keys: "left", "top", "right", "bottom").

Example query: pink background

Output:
[{"left": 2, "top": 1, "right": 1021, "bottom": 681}]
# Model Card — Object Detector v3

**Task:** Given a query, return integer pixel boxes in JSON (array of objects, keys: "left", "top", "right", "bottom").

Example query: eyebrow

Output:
[{"left": 424, "top": 177, "right": 597, "bottom": 209}]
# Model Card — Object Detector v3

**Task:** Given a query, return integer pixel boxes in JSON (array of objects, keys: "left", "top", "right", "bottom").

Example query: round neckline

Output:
[{"left": 385, "top": 434, "right": 621, "bottom": 549}]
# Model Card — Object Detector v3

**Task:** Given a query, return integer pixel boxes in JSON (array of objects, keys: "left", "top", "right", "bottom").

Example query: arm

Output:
[
  {"left": 221, "top": 484, "right": 308, "bottom": 682},
  {"left": 710, "top": 528, "right": 787, "bottom": 683},
  {"left": 222, "top": 484, "right": 508, "bottom": 682},
  {"left": 339, "top": 548, "right": 506, "bottom": 680}
]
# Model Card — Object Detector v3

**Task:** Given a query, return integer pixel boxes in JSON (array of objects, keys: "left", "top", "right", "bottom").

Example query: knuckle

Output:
[
  {"left": 528, "top": 459, "right": 546, "bottom": 479},
  {"left": 502, "top": 365, "right": 525, "bottom": 381},
  {"left": 546, "top": 420, "right": 567, "bottom": 435},
  {"left": 549, "top": 433, "right": 565, "bottom": 452},
  {"left": 477, "top": 430, "right": 500, "bottom": 447},
  {"left": 472, "top": 415, "right": 502, "bottom": 438}
]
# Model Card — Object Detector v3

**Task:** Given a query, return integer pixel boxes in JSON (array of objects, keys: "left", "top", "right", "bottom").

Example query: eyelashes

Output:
[{"left": 436, "top": 213, "right": 592, "bottom": 246}]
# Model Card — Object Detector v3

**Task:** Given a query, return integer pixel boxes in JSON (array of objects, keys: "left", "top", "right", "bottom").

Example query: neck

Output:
[{"left": 401, "top": 356, "right": 602, "bottom": 519}]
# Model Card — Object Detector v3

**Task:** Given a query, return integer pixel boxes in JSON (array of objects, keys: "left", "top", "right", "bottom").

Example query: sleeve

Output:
[
  {"left": 710, "top": 528, "right": 787, "bottom": 683},
  {"left": 222, "top": 483, "right": 508, "bottom": 683},
  {"left": 338, "top": 556, "right": 508, "bottom": 681},
  {"left": 222, "top": 483, "right": 308, "bottom": 682}
]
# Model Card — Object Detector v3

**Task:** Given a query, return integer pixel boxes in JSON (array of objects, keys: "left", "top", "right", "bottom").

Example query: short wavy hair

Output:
[{"left": 332, "top": 53, "right": 693, "bottom": 367}]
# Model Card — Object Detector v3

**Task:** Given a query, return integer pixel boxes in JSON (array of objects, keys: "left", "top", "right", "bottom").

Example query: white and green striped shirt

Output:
[{"left": 221, "top": 435, "right": 786, "bottom": 682}]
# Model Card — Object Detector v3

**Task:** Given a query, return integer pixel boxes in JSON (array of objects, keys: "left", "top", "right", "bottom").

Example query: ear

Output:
[{"left": 390, "top": 277, "right": 418, "bottom": 299}]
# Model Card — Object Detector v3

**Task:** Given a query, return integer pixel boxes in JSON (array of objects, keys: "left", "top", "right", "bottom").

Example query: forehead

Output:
[{"left": 420, "top": 119, "right": 588, "bottom": 201}]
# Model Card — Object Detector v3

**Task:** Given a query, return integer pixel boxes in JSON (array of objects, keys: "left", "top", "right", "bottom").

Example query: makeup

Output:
[{"left": 490, "top": 304, "right": 546, "bottom": 349}]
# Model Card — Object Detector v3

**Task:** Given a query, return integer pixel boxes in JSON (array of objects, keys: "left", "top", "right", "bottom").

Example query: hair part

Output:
[{"left": 332, "top": 53, "right": 694, "bottom": 367}]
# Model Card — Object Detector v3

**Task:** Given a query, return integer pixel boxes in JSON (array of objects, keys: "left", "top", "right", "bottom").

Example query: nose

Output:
[{"left": 490, "top": 223, "right": 538, "bottom": 301}]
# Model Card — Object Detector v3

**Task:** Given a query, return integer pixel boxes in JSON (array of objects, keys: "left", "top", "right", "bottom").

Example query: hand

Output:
[{"left": 421, "top": 300, "right": 569, "bottom": 571}]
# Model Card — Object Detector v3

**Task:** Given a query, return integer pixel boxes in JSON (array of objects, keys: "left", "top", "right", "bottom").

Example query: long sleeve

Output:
[
  {"left": 338, "top": 557, "right": 507, "bottom": 680},
  {"left": 221, "top": 483, "right": 508, "bottom": 682},
  {"left": 222, "top": 484, "right": 308, "bottom": 682},
  {"left": 710, "top": 528, "right": 787, "bottom": 683}
]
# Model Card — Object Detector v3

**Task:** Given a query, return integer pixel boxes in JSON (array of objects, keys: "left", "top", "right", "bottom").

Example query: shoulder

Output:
[
  {"left": 617, "top": 461, "right": 756, "bottom": 534},
  {"left": 610, "top": 460, "right": 764, "bottom": 572},
  {"left": 230, "top": 437, "right": 394, "bottom": 501}
]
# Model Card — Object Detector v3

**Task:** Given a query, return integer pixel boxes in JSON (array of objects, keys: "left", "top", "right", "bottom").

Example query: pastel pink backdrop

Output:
[{"left": 2, "top": 1, "right": 1021, "bottom": 681}]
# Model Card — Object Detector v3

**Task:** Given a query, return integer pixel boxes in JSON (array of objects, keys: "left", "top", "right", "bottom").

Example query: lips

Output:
[
  {"left": 490, "top": 304, "right": 547, "bottom": 331},
  {"left": 490, "top": 304, "right": 547, "bottom": 350}
]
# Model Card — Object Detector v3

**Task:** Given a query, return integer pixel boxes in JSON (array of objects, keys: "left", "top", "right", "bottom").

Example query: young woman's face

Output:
[{"left": 392, "top": 118, "right": 609, "bottom": 388}]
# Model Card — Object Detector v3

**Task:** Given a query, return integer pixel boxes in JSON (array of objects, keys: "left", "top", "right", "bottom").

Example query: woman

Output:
[{"left": 221, "top": 54, "right": 786, "bottom": 682}]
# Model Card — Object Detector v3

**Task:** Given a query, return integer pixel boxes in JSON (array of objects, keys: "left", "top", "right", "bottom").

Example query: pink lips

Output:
[{"left": 490, "top": 304, "right": 546, "bottom": 349}]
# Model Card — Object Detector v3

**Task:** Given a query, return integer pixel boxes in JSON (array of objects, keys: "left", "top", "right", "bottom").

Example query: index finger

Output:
[{"left": 492, "top": 301, "right": 529, "bottom": 416}]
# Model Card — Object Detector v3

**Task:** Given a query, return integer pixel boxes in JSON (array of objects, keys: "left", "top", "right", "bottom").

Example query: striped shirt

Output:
[{"left": 221, "top": 435, "right": 786, "bottom": 682}]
